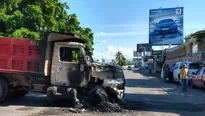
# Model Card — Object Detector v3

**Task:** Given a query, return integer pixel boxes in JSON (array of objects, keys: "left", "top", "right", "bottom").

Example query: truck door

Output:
[
  {"left": 51, "top": 42, "right": 87, "bottom": 87},
  {"left": 173, "top": 63, "right": 179, "bottom": 80}
]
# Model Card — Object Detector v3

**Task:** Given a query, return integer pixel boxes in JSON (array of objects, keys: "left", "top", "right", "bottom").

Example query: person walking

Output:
[{"left": 180, "top": 64, "right": 189, "bottom": 92}]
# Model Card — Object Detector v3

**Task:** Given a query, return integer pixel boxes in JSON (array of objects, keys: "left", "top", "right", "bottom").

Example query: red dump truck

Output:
[{"left": 0, "top": 32, "right": 125, "bottom": 103}]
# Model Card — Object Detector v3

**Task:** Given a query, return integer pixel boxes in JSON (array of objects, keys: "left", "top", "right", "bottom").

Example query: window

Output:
[
  {"left": 196, "top": 68, "right": 202, "bottom": 76},
  {"left": 174, "top": 63, "right": 179, "bottom": 69},
  {"left": 189, "top": 63, "right": 200, "bottom": 69},
  {"left": 179, "top": 62, "right": 187, "bottom": 69},
  {"left": 163, "top": 64, "right": 169, "bottom": 70},
  {"left": 60, "top": 47, "right": 82, "bottom": 63},
  {"left": 170, "top": 64, "right": 175, "bottom": 71},
  {"left": 203, "top": 68, "right": 205, "bottom": 77}
]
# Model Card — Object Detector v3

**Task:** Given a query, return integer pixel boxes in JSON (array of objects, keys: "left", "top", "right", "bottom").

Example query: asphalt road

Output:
[
  {"left": 124, "top": 70, "right": 205, "bottom": 116},
  {"left": 1, "top": 70, "right": 205, "bottom": 116}
]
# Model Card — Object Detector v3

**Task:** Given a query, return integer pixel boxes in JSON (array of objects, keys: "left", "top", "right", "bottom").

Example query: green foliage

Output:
[
  {"left": 12, "top": 28, "right": 40, "bottom": 39},
  {"left": 185, "top": 30, "right": 205, "bottom": 44},
  {"left": 0, "top": 0, "right": 94, "bottom": 55},
  {"left": 115, "top": 52, "right": 127, "bottom": 66}
]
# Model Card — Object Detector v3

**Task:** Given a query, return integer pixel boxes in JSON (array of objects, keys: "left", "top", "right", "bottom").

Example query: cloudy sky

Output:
[{"left": 63, "top": 0, "right": 205, "bottom": 61}]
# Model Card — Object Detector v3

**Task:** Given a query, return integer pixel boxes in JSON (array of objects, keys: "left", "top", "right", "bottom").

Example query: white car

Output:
[{"left": 172, "top": 61, "right": 202, "bottom": 83}]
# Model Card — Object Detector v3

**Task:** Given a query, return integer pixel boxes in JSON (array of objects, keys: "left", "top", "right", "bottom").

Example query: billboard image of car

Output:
[{"left": 149, "top": 7, "right": 184, "bottom": 45}]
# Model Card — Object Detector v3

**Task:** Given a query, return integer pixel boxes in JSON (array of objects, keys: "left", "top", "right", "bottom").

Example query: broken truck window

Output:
[{"left": 60, "top": 47, "right": 82, "bottom": 63}]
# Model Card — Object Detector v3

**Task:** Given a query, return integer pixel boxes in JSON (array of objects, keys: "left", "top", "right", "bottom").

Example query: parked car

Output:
[
  {"left": 172, "top": 61, "right": 202, "bottom": 83},
  {"left": 154, "top": 18, "right": 178, "bottom": 35},
  {"left": 127, "top": 66, "right": 132, "bottom": 70},
  {"left": 190, "top": 67, "right": 205, "bottom": 89}
]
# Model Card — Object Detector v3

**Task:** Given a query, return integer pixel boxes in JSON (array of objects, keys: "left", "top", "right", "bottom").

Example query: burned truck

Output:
[{"left": 0, "top": 32, "right": 125, "bottom": 103}]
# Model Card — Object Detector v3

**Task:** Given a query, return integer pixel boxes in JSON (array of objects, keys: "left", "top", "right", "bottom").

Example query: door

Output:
[
  {"left": 161, "top": 64, "right": 170, "bottom": 78},
  {"left": 51, "top": 43, "right": 87, "bottom": 87},
  {"left": 188, "top": 63, "right": 201, "bottom": 79},
  {"left": 160, "top": 64, "right": 164, "bottom": 79},
  {"left": 194, "top": 68, "right": 204, "bottom": 87},
  {"left": 173, "top": 63, "right": 179, "bottom": 80}
]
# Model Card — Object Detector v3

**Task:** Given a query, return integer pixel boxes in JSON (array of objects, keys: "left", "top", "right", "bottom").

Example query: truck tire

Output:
[
  {"left": 11, "top": 90, "right": 28, "bottom": 98},
  {"left": 0, "top": 78, "right": 9, "bottom": 102}
]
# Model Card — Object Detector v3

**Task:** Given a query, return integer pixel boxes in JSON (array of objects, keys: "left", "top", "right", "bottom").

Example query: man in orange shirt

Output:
[{"left": 180, "top": 64, "right": 189, "bottom": 92}]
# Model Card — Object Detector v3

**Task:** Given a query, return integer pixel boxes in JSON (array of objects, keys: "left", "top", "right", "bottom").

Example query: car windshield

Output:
[
  {"left": 189, "top": 63, "right": 200, "bottom": 69},
  {"left": 159, "top": 19, "right": 174, "bottom": 23}
]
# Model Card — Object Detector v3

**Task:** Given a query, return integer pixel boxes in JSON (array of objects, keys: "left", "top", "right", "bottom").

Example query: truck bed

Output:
[{"left": 0, "top": 37, "right": 41, "bottom": 73}]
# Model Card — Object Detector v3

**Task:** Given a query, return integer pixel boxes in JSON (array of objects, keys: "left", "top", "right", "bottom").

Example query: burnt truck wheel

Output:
[
  {"left": 0, "top": 78, "right": 9, "bottom": 102},
  {"left": 11, "top": 90, "right": 28, "bottom": 98}
]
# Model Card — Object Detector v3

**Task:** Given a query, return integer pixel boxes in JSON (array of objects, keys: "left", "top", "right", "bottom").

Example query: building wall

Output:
[
  {"left": 165, "top": 53, "right": 205, "bottom": 66},
  {"left": 166, "top": 38, "right": 205, "bottom": 60},
  {"left": 165, "top": 38, "right": 205, "bottom": 67}
]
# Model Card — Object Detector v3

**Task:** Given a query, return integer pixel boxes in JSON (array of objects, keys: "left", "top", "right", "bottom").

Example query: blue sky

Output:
[{"left": 63, "top": 0, "right": 205, "bottom": 60}]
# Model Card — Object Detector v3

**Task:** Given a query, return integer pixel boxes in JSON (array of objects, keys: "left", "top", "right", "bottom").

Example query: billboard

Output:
[
  {"left": 149, "top": 7, "right": 184, "bottom": 45},
  {"left": 137, "top": 43, "right": 152, "bottom": 52},
  {"left": 133, "top": 51, "right": 142, "bottom": 57}
]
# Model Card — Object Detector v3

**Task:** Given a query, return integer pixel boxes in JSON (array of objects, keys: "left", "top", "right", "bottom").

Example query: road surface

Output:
[{"left": 1, "top": 70, "right": 205, "bottom": 116}]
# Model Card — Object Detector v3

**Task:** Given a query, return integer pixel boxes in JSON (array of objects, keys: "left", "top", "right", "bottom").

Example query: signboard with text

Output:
[
  {"left": 137, "top": 43, "right": 152, "bottom": 52},
  {"left": 152, "top": 50, "right": 163, "bottom": 55}
]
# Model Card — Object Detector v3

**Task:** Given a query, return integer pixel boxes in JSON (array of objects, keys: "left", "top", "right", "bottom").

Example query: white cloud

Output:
[
  {"left": 95, "top": 31, "right": 146, "bottom": 36},
  {"left": 93, "top": 45, "right": 134, "bottom": 61},
  {"left": 97, "top": 32, "right": 106, "bottom": 36},
  {"left": 101, "top": 40, "right": 107, "bottom": 43}
]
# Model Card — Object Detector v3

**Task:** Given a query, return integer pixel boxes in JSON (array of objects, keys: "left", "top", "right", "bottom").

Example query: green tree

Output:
[
  {"left": 0, "top": 0, "right": 94, "bottom": 55},
  {"left": 115, "top": 52, "right": 127, "bottom": 66}
]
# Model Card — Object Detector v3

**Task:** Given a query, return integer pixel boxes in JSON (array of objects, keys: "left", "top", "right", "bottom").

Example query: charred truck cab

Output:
[
  {"left": 48, "top": 41, "right": 91, "bottom": 100},
  {"left": 0, "top": 32, "right": 125, "bottom": 103}
]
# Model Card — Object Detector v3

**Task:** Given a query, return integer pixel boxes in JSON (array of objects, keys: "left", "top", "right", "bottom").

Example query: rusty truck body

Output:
[{"left": 0, "top": 32, "right": 125, "bottom": 103}]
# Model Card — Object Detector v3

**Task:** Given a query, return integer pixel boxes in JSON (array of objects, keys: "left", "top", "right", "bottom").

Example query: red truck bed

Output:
[{"left": 0, "top": 37, "right": 41, "bottom": 73}]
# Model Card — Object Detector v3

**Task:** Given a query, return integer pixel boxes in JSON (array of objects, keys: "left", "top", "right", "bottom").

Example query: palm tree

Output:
[
  {"left": 115, "top": 52, "right": 122, "bottom": 61},
  {"left": 115, "top": 52, "right": 126, "bottom": 66}
]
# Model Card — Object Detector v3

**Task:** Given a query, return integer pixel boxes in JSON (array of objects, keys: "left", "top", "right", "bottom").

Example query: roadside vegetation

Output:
[{"left": 0, "top": 0, "right": 94, "bottom": 55}]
